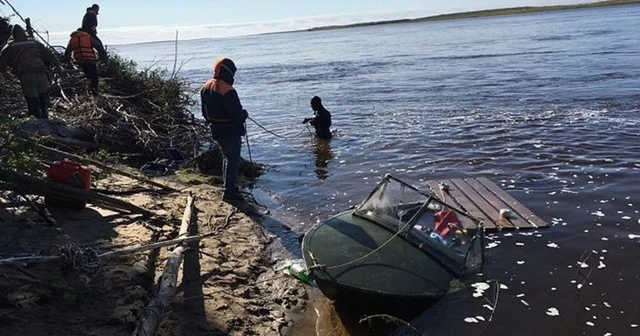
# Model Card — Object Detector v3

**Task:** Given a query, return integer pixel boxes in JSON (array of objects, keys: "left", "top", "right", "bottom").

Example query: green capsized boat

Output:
[{"left": 302, "top": 174, "right": 485, "bottom": 313}]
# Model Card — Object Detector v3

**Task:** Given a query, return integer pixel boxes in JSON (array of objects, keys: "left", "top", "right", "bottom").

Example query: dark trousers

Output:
[
  {"left": 79, "top": 62, "right": 99, "bottom": 95},
  {"left": 88, "top": 31, "right": 105, "bottom": 52},
  {"left": 216, "top": 136, "right": 242, "bottom": 198}
]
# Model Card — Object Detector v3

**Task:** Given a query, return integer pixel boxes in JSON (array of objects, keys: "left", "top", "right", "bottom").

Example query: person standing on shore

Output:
[
  {"left": 0, "top": 17, "right": 10, "bottom": 49},
  {"left": 201, "top": 57, "right": 248, "bottom": 202},
  {"left": 81, "top": 4, "right": 104, "bottom": 50},
  {"left": 64, "top": 27, "right": 107, "bottom": 96},
  {"left": 302, "top": 96, "right": 332, "bottom": 140},
  {"left": 0, "top": 24, "right": 60, "bottom": 119}
]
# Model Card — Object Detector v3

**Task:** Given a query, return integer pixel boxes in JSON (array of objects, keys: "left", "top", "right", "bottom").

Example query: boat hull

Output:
[{"left": 302, "top": 210, "right": 456, "bottom": 316}]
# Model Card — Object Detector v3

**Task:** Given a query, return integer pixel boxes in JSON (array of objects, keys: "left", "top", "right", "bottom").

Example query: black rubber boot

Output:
[
  {"left": 39, "top": 94, "right": 50, "bottom": 119},
  {"left": 25, "top": 97, "right": 41, "bottom": 118}
]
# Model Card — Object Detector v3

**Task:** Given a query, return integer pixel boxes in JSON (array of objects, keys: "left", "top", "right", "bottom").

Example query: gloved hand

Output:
[{"left": 302, "top": 118, "right": 312, "bottom": 124}]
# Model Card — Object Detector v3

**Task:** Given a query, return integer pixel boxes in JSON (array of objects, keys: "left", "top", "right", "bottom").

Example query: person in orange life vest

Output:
[
  {"left": 0, "top": 24, "right": 60, "bottom": 119},
  {"left": 64, "top": 27, "right": 107, "bottom": 95},
  {"left": 302, "top": 96, "right": 332, "bottom": 140},
  {"left": 81, "top": 4, "right": 104, "bottom": 50},
  {"left": 200, "top": 57, "right": 249, "bottom": 202}
]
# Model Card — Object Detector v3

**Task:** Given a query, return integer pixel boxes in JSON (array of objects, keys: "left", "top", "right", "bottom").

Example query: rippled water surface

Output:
[{"left": 116, "top": 5, "right": 640, "bottom": 335}]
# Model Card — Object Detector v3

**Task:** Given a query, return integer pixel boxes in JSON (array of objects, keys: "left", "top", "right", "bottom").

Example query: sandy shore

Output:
[{"left": 0, "top": 171, "right": 309, "bottom": 335}]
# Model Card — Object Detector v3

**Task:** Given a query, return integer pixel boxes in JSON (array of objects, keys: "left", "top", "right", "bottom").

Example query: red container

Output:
[{"left": 45, "top": 161, "right": 92, "bottom": 210}]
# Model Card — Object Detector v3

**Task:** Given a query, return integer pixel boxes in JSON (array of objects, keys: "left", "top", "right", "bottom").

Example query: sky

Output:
[{"left": 1, "top": 0, "right": 598, "bottom": 45}]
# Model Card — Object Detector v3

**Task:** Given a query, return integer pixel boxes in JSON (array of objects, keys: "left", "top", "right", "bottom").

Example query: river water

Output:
[{"left": 114, "top": 4, "right": 640, "bottom": 335}]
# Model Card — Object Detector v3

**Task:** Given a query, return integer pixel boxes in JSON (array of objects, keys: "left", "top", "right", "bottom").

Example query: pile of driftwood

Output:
[
  {"left": 59, "top": 54, "right": 207, "bottom": 159},
  {"left": 53, "top": 54, "right": 207, "bottom": 161},
  {"left": 1, "top": 23, "right": 207, "bottom": 162}
]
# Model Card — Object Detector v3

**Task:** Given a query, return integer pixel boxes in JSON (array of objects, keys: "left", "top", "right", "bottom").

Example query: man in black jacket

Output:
[
  {"left": 81, "top": 4, "right": 104, "bottom": 49},
  {"left": 303, "top": 96, "right": 332, "bottom": 140}
]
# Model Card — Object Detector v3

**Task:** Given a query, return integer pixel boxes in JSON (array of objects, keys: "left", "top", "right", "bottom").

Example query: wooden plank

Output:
[
  {"left": 463, "top": 178, "right": 530, "bottom": 229},
  {"left": 476, "top": 177, "right": 548, "bottom": 228},
  {"left": 426, "top": 180, "right": 496, "bottom": 230},
  {"left": 425, "top": 180, "right": 480, "bottom": 230},
  {"left": 450, "top": 178, "right": 515, "bottom": 229}
]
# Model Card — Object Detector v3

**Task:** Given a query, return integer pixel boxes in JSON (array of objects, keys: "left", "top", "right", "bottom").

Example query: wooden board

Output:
[
  {"left": 476, "top": 177, "right": 548, "bottom": 228},
  {"left": 425, "top": 180, "right": 493, "bottom": 230},
  {"left": 425, "top": 177, "right": 548, "bottom": 231}
]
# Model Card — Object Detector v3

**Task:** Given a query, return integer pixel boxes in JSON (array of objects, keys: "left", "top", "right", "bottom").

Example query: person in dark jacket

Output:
[
  {"left": 201, "top": 57, "right": 249, "bottom": 202},
  {"left": 303, "top": 96, "right": 332, "bottom": 139},
  {"left": 0, "top": 24, "right": 60, "bottom": 119},
  {"left": 0, "top": 18, "right": 10, "bottom": 49},
  {"left": 81, "top": 4, "right": 104, "bottom": 50},
  {"left": 64, "top": 27, "right": 107, "bottom": 95}
]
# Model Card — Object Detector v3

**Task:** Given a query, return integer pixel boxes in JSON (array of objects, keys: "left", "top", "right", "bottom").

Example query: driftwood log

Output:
[
  {"left": 133, "top": 193, "right": 197, "bottom": 336},
  {"left": 0, "top": 168, "right": 153, "bottom": 216}
]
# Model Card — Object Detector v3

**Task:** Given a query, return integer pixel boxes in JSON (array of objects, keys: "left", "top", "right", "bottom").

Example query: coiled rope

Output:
[{"left": 54, "top": 242, "right": 103, "bottom": 273}]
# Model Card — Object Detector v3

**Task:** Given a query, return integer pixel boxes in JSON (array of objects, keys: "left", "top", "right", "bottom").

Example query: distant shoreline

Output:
[{"left": 303, "top": 0, "right": 640, "bottom": 33}]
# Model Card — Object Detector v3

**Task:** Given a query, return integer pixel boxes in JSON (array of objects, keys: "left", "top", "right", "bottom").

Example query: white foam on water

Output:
[
  {"left": 546, "top": 308, "right": 560, "bottom": 316},
  {"left": 500, "top": 284, "right": 509, "bottom": 290},
  {"left": 598, "top": 261, "right": 606, "bottom": 269},
  {"left": 520, "top": 300, "right": 529, "bottom": 306},
  {"left": 517, "top": 261, "right": 525, "bottom": 265},
  {"left": 464, "top": 317, "right": 480, "bottom": 323},
  {"left": 471, "top": 282, "right": 490, "bottom": 298},
  {"left": 622, "top": 216, "right": 631, "bottom": 220},
  {"left": 586, "top": 321, "right": 595, "bottom": 326},
  {"left": 629, "top": 234, "right": 640, "bottom": 239},
  {"left": 517, "top": 293, "right": 525, "bottom": 298},
  {"left": 578, "top": 262, "right": 589, "bottom": 268},
  {"left": 516, "top": 242, "right": 525, "bottom": 246},
  {"left": 547, "top": 242, "right": 559, "bottom": 248},
  {"left": 483, "top": 304, "right": 494, "bottom": 311},
  {"left": 591, "top": 211, "right": 605, "bottom": 217}
]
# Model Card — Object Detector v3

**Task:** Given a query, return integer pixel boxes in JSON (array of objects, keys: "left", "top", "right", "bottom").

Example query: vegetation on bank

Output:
[
  {"left": 307, "top": 0, "right": 640, "bottom": 31},
  {"left": 1, "top": 15, "right": 262, "bottom": 184}
]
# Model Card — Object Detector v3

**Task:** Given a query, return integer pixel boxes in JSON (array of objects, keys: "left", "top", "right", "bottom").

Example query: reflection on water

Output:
[
  {"left": 312, "top": 138, "right": 333, "bottom": 180},
  {"left": 292, "top": 298, "right": 410, "bottom": 336}
]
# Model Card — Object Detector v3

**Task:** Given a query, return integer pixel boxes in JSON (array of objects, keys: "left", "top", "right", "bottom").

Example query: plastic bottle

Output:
[
  {"left": 285, "top": 262, "right": 310, "bottom": 284},
  {"left": 430, "top": 232, "right": 453, "bottom": 247}
]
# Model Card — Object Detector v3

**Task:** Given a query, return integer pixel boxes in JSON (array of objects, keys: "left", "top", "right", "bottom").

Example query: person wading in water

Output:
[{"left": 303, "top": 96, "right": 332, "bottom": 140}]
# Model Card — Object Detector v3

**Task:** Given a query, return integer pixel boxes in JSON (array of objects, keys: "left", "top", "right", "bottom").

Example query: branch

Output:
[{"left": 132, "top": 193, "right": 197, "bottom": 336}]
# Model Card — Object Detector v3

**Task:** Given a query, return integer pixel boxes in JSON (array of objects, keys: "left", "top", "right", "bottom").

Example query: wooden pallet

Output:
[{"left": 425, "top": 177, "right": 548, "bottom": 231}]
